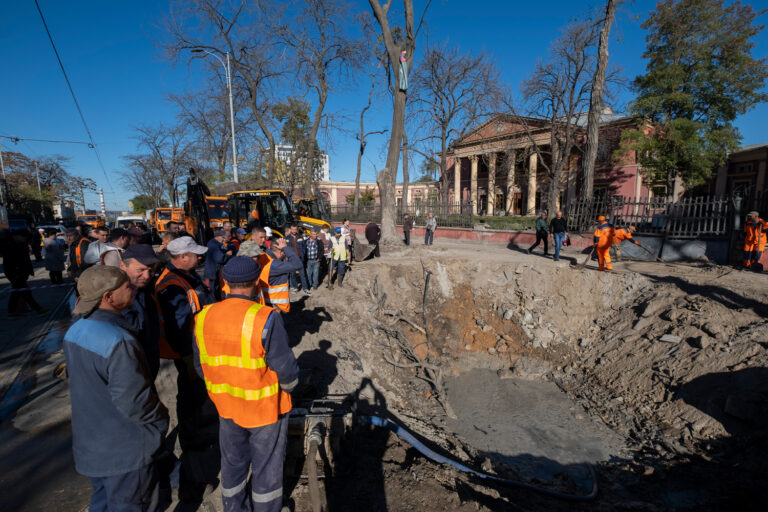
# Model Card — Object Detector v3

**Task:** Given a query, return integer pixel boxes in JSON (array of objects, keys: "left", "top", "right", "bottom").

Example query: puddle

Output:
[{"left": 446, "top": 369, "right": 627, "bottom": 483}]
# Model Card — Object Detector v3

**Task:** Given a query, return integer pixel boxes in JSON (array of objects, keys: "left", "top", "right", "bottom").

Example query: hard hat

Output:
[
  {"left": 597, "top": 215, "right": 606, "bottom": 221},
  {"left": 334, "top": 227, "right": 341, "bottom": 234},
  {"left": 264, "top": 227, "right": 273, "bottom": 238}
]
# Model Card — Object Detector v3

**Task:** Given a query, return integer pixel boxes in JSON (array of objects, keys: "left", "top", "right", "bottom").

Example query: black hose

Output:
[
  {"left": 307, "top": 426, "right": 324, "bottom": 512},
  {"left": 357, "top": 415, "right": 598, "bottom": 502}
]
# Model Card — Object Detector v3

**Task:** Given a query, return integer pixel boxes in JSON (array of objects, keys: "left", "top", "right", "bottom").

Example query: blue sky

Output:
[{"left": 1, "top": 1, "right": 767, "bottom": 211}]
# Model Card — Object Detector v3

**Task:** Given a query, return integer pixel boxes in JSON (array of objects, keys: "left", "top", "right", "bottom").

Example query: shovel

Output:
[
  {"left": 635, "top": 242, "right": 666, "bottom": 263},
  {"left": 576, "top": 246, "right": 595, "bottom": 271}
]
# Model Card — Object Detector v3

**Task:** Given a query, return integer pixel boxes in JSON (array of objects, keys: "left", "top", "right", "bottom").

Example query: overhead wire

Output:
[
  {"left": 33, "top": 0, "right": 114, "bottom": 193},
  {"left": 0, "top": 134, "right": 94, "bottom": 147}
]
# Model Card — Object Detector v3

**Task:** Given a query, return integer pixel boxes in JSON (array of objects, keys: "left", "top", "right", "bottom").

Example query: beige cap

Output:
[
  {"left": 74, "top": 266, "right": 128, "bottom": 316},
  {"left": 167, "top": 236, "right": 208, "bottom": 256}
]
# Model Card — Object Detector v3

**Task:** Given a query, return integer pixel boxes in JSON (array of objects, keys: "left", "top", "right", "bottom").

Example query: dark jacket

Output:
[
  {"left": 193, "top": 294, "right": 299, "bottom": 392},
  {"left": 156, "top": 263, "right": 214, "bottom": 357},
  {"left": 403, "top": 217, "right": 414, "bottom": 231},
  {"left": 303, "top": 238, "right": 324, "bottom": 262},
  {"left": 1, "top": 231, "right": 34, "bottom": 280},
  {"left": 63, "top": 309, "right": 169, "bottom": 477},
  {"left": 265, "top": 246, "right": 303, "bottom": 286},
  {"left": 285, "top": 233, "right": 306, "bottom": 261},
  {"left": 43, "top": 238, "right": 66, "bottom": 272},
  {"left": 550, "top": 217, "right": 567, "bottom": 234},
  {"left": 68, "top": 236, "right": 91, "bottom": 277},
  {"left": 365, "top": 222, "right": 381, "bottom": 243},
  {"left": 204, "top": 238, "right": 230, "bottom": 280},
  {"left": 122, "top": 287, "right": 162, "bottom": 379}
]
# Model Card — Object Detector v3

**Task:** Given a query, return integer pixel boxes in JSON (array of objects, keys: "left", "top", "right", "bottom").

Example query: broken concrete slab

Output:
[{"left": 659, "top": 334, "right": 682, "bottom": 343}]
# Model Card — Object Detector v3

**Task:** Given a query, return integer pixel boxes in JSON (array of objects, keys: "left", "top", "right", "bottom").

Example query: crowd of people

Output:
[{"left": 7, "top": 217, "right": 364, "bottom": 511}]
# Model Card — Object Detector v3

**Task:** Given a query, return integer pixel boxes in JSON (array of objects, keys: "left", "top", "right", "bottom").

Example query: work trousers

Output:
[
  {"left": 219, "top": 416, "right": 288, "bottom": 512},
  {"left": 596, "top": 246, "right": 612, "bottom": 271},
  {"left": 529, "top": 230, "right": 548, "bottom": 254},
  {"left": 305, "top": 260, "right": 320, "bottom": 288},
  {"left": 173, "top": 359, "right": 219, "bottom": 496},
  {"left": 424, "top": 229, "right": 434, "bottom": 245},
  {"left": 288, "top": 266, "right": 309, "bottom": 291},
  {"left": 404, "top": 230, "right": 411, "bottom": 246},
  {"left": 87, "top": 463, "right": 159, "bottom": 512},
  {"left": 8, "top": 276, "right": 42, "bottom": 314},
  {"left": 366, "top": 240, "right": 380, "bottom": 258},
  {"left": 743, "top": 241, "right": 765, "bottom": 267},
  {"left": 329, "top": 259, "right": 347, "bottom": 281},
  {"left": 552, "top": 232, "right": 565, "bottom": 260}
]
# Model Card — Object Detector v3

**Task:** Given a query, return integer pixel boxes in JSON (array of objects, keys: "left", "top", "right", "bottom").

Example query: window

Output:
[
  {"left": 650, "top": 186, "right": 666, "bottom": 199},
  {"left": 730, "top": 163, "right": 754, "bottom": 174}
]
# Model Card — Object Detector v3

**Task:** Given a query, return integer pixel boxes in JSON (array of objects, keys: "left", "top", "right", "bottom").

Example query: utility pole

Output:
[
  {"left": 35, "top": 161, "right": 41, "bottom": 193},
  {"left": 0, "top": 139, "right": 6, "bottom": 180},
  {"left": 99, "top": 187, "right": 106, "bottom": 218}
]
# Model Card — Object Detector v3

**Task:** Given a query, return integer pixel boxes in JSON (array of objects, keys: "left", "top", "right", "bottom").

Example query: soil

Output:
[{"left": 283, "top": 238, "right": 768, "bottom": 511}]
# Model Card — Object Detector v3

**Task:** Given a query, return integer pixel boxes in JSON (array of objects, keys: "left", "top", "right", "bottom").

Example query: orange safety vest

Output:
[
  {"left": 154, "top": 267, "right": 202, "bottom": 359},
  {"left": 74, "top": 238, "right": 89, "bottom": 266},
  {"left": 257, "top": 252, "right": 289, "bottom": 312},
  {"left": 194, "top": 299, "right": 292, "bottom": 428},
  {"left": 593, "top": 222, "right": 614, "bottom": 248},
  {"left": 612, "top": 227, "right": 635, "bottom": 244},
  {"left": 745, "top": 218, "right": 767, "bottom": 246}
]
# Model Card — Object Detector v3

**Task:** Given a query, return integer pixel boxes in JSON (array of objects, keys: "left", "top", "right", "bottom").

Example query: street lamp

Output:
[{"left": 191, "top": 48, "right": 239, "bottom": 184}]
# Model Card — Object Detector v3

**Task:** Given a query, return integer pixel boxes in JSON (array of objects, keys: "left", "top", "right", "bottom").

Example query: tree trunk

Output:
[
  {"left": 354, "top": 143, "right": 363, "bottom": 217},
  {"left": 401, "top": 132, "right": 410, "bottom": 216},
  {"left": 440, "top": 125, "right": 448, "bottom": 206},
  {"left": 583, "top": 0, "right": 617, "bottom": 200},
  {"left": 379, "top": 89, "right": 406, "bottom": 242}
]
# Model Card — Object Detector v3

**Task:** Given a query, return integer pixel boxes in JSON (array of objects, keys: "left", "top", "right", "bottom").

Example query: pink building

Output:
[{"left": 316, "top": 180, "right": 439, "bottom": 207}]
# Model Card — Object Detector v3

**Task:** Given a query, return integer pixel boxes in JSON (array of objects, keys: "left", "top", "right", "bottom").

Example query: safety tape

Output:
[{"left": 0, "top": 283, "right": 75, "bottom": 294}]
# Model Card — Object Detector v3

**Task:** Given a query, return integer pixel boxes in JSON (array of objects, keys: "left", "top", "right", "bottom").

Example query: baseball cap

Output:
[
  {"left": 236, "top": 228, "right": 246, "bottom": 235},
  {"left": 74, "top": 266, "right": 128, "bottom": 316},
  {"left": 334, "top": 227, "right": 341, "bottom": 234},
  {"left": 167, "top": 236, "right": 208, "bottom": 256},
  {"left": 122, "top": 244, "right": 159, "bottom": 265},
  {"left": 213, "top": 229, "right": 226, "bottom": 238},
  {"left": 126, "top": 227, "right": 143, "bottom": 237}
]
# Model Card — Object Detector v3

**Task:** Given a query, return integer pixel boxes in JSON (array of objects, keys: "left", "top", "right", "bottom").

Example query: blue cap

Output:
[
  {"left": 236, "top": 227, "right": 246, "bottom": 235},
  {"left": 334, "top": 227, "right": 341, "bottom": 233},
  {"left": 222, "top": 256, "right": 261, "bottom": 282}
]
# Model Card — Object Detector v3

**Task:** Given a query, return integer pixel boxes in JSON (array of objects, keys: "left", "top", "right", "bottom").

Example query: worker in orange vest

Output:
[
  {"left": 248, "top": 227, "right": 302, "bottom": 313},
  {"left": 743, "top": 210, "right": 766, "bottom": 269},
  {"left": 593, "top": 215, "right": 615, "bottom": 271},
  {"left": 611, "top": 225, "right": 641, "bottom": 260},
  {"left": 193, "top": 256, "right": 298, "bottom": 512},
  {"left": 154, "top": 236, "right": 215, "bottom": 499}
]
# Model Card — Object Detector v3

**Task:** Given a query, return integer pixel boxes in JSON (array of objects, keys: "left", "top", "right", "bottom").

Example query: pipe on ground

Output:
[
  {"left": 358, "top": 415, "right": 598, "bottom": 502},
  {"left": 306, "top": 424, "right": 324, "bottom": 512}
]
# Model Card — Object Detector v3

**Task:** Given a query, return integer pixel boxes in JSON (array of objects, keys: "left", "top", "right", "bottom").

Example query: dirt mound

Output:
[{"left": 287, "top": 243, "right": 768, "bottom": 510}]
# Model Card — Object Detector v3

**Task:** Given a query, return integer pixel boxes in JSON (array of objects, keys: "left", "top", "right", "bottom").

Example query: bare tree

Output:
[
  {"left": 121, "top": 154, "right": 169, "bottom": 209},
  {"left": 354, "top": 78, "right": 387, "bottom": 215},
  {"left": 410, "top": 43, "right": 504, "bottom": 204},
  {"left": 165, "top": 0, "right": 282, "bottom": 183},
  {"left": 273, "top": 0, "right": 365, "bottom": 195},
  {"left": 513, "top": 20, "right": 601, "bottom": 213},
  {"left": 583, "top": 0, "right": 618, "bottom": 200},
  {"left": 367, "top": 0, "right": 430, "bottom": 242}
]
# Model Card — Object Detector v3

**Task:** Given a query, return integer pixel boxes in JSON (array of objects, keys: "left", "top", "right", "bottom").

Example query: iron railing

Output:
[{"left": 328, "top": 201, "right": 475, "bottom": 228}]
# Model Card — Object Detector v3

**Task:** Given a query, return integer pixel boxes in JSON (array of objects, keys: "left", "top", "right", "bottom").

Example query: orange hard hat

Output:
[{"left": 597, "top": 215, "right": 606, "bottom": 221}]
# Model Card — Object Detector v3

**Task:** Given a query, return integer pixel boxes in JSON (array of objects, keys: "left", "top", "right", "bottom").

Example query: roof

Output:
[{"left": 733, "top": 142, "right": 768, "bottom": 154}]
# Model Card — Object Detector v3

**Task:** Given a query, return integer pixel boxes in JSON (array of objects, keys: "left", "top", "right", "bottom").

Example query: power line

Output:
[
  {"left": 33, "top": 0, "right": 113, "bottom": 192},
  {"left": 0, "top": 134, "right": 94, "bottom": 147}
]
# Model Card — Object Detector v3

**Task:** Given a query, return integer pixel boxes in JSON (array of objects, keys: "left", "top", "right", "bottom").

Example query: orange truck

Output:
[
  {"left": 76, "top": 214, "right": 106, "bottom": 228},
  {"left": 152, "top": 207, "right": 185, "bottom": 233}
]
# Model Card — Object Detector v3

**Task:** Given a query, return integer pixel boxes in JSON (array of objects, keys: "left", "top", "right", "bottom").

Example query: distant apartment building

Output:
[
  {"left": 275, "top": 144, "right": 330, "bottom": 182},
  {"left": 711, "top": 142, "right": 768, "bottom": 198}
]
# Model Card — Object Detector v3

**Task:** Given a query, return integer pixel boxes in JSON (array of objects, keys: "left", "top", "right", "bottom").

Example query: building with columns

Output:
[
  {"left": 445, "top": 112, "right": 660, "bottom": 216},
  {"left": 315, "top": 180, "right": 439, "bottom": 207}
]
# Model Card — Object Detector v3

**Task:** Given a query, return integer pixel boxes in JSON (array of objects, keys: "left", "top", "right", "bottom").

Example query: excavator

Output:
[{"left": 184, "top": 169, "right": 330, "bottom": 244}]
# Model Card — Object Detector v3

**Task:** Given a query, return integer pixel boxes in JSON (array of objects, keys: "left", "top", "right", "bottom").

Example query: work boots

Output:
[{"left": 338, "top": 274, "right": 345, "bottom": 287}]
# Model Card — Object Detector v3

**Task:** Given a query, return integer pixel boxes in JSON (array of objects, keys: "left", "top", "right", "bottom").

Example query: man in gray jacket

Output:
[{"left": 63, "top": 265, "right": 169, "bottom": 511}]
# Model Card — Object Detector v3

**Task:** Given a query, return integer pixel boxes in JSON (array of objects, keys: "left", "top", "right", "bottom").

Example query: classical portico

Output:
[{"left": 447, "top": 115, "right": 584, "bottom": 216}]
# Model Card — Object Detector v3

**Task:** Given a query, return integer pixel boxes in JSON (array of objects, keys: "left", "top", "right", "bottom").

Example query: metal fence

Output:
[
  {"left": 567, "top": 194, "right": 735, "bottom": 240},
  {"left": 328, "top": 201, "right": 475, "bottom": 228}
]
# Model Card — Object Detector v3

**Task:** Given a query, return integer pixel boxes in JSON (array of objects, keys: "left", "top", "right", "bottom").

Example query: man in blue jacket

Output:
[
  {"left": 204, "top": 229, "right": 233, "bottom": 300},
  {"left": 64, "top": 265, "right": 169, "bottom": 511}
]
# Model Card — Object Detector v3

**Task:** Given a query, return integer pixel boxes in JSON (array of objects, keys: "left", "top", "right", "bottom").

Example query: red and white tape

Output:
[{"left": 0, "top": 283, "right": 75, "bottom": 293}]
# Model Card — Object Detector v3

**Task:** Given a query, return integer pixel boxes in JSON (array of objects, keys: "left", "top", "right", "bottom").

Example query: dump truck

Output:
[
  {"left": 76, "top": 214, "right": 105, "bottom": 228},
  {"left": 151, "top": 207, "right": 185, "bottom": 233}
]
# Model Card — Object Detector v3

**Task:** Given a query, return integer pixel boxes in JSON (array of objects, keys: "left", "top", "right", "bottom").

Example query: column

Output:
[
  {"left": 470, "top": 155, "right": 479, "bottom": 216},
  {"left": 506, "top": 150, "right": 516, "bottom": 214},
  {"left": 487, "top": 154, "right": 496, "bottom": 216},
  {"left": 526, "top": 152, "right": 538, "bottom": 214},
  {"left": 453, "top": 158, "right": 461, "bottom": 205}
]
